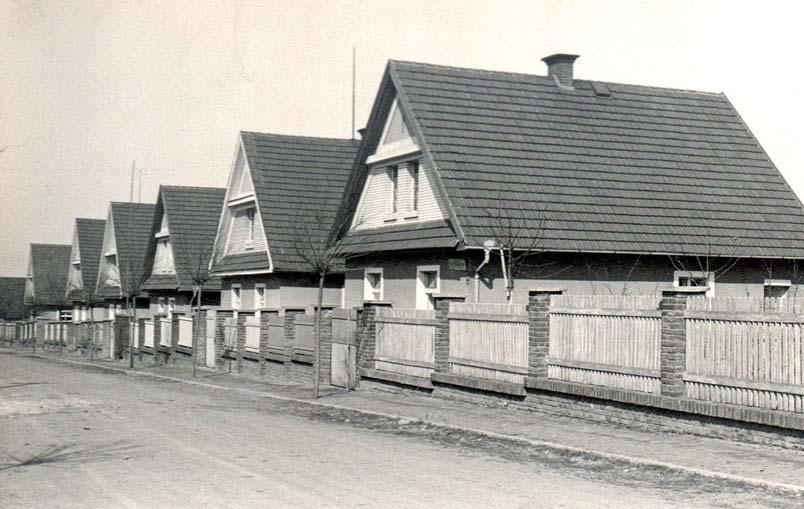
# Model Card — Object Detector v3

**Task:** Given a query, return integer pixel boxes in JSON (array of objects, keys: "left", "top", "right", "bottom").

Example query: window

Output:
[
  {"left": 246, "top": 208, "right": 255, "bottom": 245},
  {"left": 231, "top": 285, "right": 241, "bottom": 309},
  {"left": 388, "top": 167, "right": 398, "bottom": 213},
  {"left": 157, "top": 297, "right": 165, "bottom": 314},
  {"left": 416, "top": 265, "right": 440, "bottom": 310},
  {"left": 410, "top": 162, "right": 420, "bottom": 212},
  {"left": 764, "top": 279, "right": 791, "bottom": 311},
  {"left": 255, "top": 284, "right": 266, "bottom": 309},
  {"left": 168, "top": 297, "right": 175, "bottom": 317},
  {"left": 364, "top": 268, "right": 384, "bottom": 301},
  {"left": 673, "top": 270, "right": 714, "bottom": 297}
]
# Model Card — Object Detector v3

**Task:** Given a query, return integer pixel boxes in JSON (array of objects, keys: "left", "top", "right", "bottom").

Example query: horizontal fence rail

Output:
[
  {"left": 448, "top": 303, "right": 529, "bottom": 385},
  {"left": 375, "top": 308, "right": 437, "bottom": 378},
  {"left": 548, "top": 295, "right": 662, "bottom": 393},
  {"left": 685, "top": 299, "right": 804, "bottom": 413}
]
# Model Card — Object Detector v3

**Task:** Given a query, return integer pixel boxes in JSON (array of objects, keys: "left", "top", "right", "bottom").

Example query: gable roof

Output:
[
  {"left": 212, "top": 132, "right": 359, "bottom": 274},
  {"left": 142, "top": 186, "right": 225, "bottom": 291},
  {"left": 67, "top": 218, "right": 106, "bottom": 301},
  {"left": 97, "top": 202, "right": 155, "bottom": 298},
  {"left": 28, "top": 244, "right": 71, "bottom": 306},
  {"left": 337, "top": 59, "right": 804, "bottom": 259},
  {"left": 0, "top": 277, "right": 27, "bottom": 320}
]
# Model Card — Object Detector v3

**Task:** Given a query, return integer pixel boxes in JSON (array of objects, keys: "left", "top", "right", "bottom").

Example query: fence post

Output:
[
  {"left": 527, "top": 288, "right": 563, "bottom": 382},
  {"left": 153, "top": 316, "right": 163, "bottom": 366},
  {"left": 195, "top": 309, "right": 207, "bottom": 369},
  {"left": 283, "top": 309, "right": 304, "bottom": 367},
  {"left": 258, "top": 311, "right": 277, "bottom": 376},
  {"left": 318, "top": 309, "right": 334, "bottom": 386},
  {"left": 659, "top": 289, "right": 703, "bottom": 397},
  {"left": 116, "top": 314, "right": 130, "bottom": 361},
  {"left": 170, "top": 316, "right": 180, "bottom": 365},
  {"left": 215, "top": 310, "right": 233, "bottom": 371},
  {"left": 235, "top": 313, "right": 247, "bottom": 373},
  {"left": 432, "top": 296, "right": 465, "bottom": 375},
  {"left": 357, "top": 302, "right": 392, "bottom": 376},
  {"left": 137, "top": 318, "right": 146, "bottom": 362}
]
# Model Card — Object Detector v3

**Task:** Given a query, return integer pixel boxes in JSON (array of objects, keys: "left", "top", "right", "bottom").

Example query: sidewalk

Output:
[{"left": 9, "top": 348, "right": 804, "bottom": 492}]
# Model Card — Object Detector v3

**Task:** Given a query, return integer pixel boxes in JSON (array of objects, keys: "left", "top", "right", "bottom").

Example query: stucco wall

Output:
[
  {"left": 220, "top": 272, "right": 344, "bottom": 310},
  {"left": 344, "top": 250, "right": 804, "bottom": 308}
]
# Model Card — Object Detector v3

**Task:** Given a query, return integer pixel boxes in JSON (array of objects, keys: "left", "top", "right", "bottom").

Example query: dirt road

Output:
[{"left": 0, "top": 354, "right": 800, "bottom": 508}]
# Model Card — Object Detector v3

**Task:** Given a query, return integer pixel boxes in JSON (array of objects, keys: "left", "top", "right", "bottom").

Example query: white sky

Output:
[{"left": 2, "top": 0, "right": 804, "bottom": 275}]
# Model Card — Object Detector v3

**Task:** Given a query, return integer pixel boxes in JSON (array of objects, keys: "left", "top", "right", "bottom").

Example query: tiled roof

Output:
[
  {"left": 338, "top": 220, "right": 459, "bottom": 254},
  {"left": 0, "top": 277, "right": 27, "bottom": 320},
  {"left": 143, "top": 186, "right": 225, "bottom": 291},
  {"left": 212, "top": 251, "right": 272, "bottom": 275},
  {"left": 340, "top": 59, "right": 804, "bottom": 258},
  {"left": 102, "top": 202, "right": 155, "bottom": 297},
  {"left": 29, "top": 244, "right": 71, "bottom": 306},
  {"left": 238, "top": 132, "right": 359, "bottom": 272},
  {"left": 67, "top": 218, "right": 105, "bottom": 301}
]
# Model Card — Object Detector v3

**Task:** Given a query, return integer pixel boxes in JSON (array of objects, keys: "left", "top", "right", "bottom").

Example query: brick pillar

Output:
[
  {"left": 170, "top": 316, "right": 180, "bottom": 365},
  {"left": 317, "top": 309, "right": 334, "bottom": 385},
  {"left": 215, "top": 310, "right": 233, "bottom": 371},
  {"left": 259, "top": 310, "right": 278, "bottom": 376},
  {"left": 235, "top": 313, "right": 248, "bottom": 373},
  {"left": 527, "top": 289, "right": 563, "bottom": 381},
  {"left": 116, "top": 314, "right": 131, "bottom": 360},
  {"left": 195, "top": 310, "right": 207, "bottom": 368},
  {"left": 138, "top": 318, "right": 146, "bottom": 362},
  {"left": 153, "top": 316, "right": 162, "bottom": 366},
  {"left": 357, "top": 302, "right": 392, "bottom": 374},
  {"left": 433, "top": 297, "right": 465, "bottom": 375},
  {"left": 284, "top": 309, "right": 304, "bottom": 362},
  {"left": 660, "top": 289, "right": 701, "bottom": 397}
]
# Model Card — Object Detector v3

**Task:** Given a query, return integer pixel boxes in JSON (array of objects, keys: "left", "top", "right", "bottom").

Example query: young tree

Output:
[
  {"left": 187, "top": 251, "right": 212, "bottom": 378},
  {"left": 667, "top": 227, "right": 744, "bottom": 293}
]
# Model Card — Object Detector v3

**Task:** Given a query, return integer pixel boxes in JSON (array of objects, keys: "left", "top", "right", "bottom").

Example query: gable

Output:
[
  {"left": 96, "top": 208, "right": 121, "bottom": 292},
  {"left": 66, "top": 229, "right": 83, "bottom": 295},
  {"left": 152, "top": 209, "right": 177, "bottom": 275}
]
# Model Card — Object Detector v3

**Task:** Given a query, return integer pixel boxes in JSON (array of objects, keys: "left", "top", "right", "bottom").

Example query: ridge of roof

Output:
[
  {"left": 240, "top": 131, "right": 359, "bottom": 145},
  {"left": 389, "top": 59, "right": 724, "bottom": 98}
]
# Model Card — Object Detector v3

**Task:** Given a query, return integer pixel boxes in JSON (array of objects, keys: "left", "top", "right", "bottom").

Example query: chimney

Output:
[
  {"left": 542, "top": 53, "right": 580, "bottom": 89},
  {"left": 357, "top": 127, "right": 367, "bottom": 140}
]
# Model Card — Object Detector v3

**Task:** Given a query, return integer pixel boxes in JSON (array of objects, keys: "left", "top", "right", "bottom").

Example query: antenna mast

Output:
[{"left": 351, "top": 45, "right": 356, "bottom": 140}]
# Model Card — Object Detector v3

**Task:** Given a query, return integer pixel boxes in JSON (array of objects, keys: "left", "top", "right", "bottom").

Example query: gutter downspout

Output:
[
  {"left": 474, "top": 240, "right": 496, "bottom": 303},
  {"left": 499, "top": 248, "right": 510, "bottom": 302}
]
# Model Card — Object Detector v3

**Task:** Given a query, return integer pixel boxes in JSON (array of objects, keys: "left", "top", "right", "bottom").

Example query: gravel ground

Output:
[{"left": 1, "top": 353, "right": 802, "bottom": 508}]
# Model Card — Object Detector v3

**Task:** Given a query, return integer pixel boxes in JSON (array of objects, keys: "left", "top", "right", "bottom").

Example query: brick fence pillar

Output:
[
  {"left": 153, "top": 315, "right": 163, "bottom": 366},
  {"left": 527, "top": 288, "right": 563, "bottom": 382},
  {"left": 137, "top": 318, "right": 146, "bottom": 362},
  {"left": 116, "top": 314, "right": 131, "bottom": 360},
  {"left": 660, "top": 289, "right": 703, "bottom": 397},
  {"left": 433, "top": 297, "right": 465, "bottom": 375},
  {"left": 170, "top": 316, "right": 180, "bottom": 365},
  {"left": 357, "top": 302, "right": 392, "bottom": 375},
  {"left": 195, "top": 310, "right": 208, "bottom": 368},
  {"left": 317, "top": 309, "right": 334, "bottom": 385},
  {"left": 235, "top": 313, "right": 248, "bottom": 373},
  {"left": 215, "top": 310, "right": 233, "bottom": 371}
]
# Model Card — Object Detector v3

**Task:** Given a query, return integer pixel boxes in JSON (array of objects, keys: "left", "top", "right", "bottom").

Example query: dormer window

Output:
[
  {"left": 389, "top": 167, "right": 399, "bottom": 214},
  {"left": 411, "top": 162, "right": 419, "bottom": 212},
  {"left": 247, "top": 208, "right": 255, "bottom": 245}
]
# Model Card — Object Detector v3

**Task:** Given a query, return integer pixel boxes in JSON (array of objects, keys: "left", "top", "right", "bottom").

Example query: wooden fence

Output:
[
  {"left": 159, "top": 318, "right": 172, "bottom": 347},
  {"left": 267, "top": 316, "right": 286, "bottom": 354},
  {"left": 223, "top": 317, "right": 236, "bottom": 349},
  {"left": 332, "top": 308, "right": 358, "bottom": 345},
  {"left": 375, "top": 307, "right": 437, "bottom": 378},
  {"left": 0, "top": 321, "right": 16, "bottom": 341},
  {"left": 448, "top": 302, "right": 529, "bottom": 384},
  {"left": 178, "top": 316, "right": 193, "bottom": 348},
  {"left": 143, "top": 320, "right": 155, "bottom": 348},
  {"left": 685, "top": 296, "right": 804, "bottom": 413},
  {"left": 548, "top": 295, "right": 662, "bottom": 393},
  {"left": 245, "top": 315, "right": 260, "bottom": 352},
  {"left": 293, "top": 314, "right": 315, "bottom": 353}
]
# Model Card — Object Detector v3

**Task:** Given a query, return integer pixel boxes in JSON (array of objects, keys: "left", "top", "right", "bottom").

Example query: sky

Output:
[{"left": 2, "top": 0, "right": 804, "bottom": 276}]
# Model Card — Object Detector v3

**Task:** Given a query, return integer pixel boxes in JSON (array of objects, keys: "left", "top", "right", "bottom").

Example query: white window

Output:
[
  {"left": 246, "top": 208, "right": 255, "bottom": 245},
  {"left": 364, "top": 268, "right": 384, "bottom": 301},
  {"left": 416, "top": 265, "right": 440, "bottom": 310},
  {"left": 168, "top": 297, "right": 175, "bottom": 317},
  {"left": 410, "top": 162, "right": 420, "bottom": 213},
  {"left": 673, "top": 270, "right": 714, "bottom": 297},
  {"left": 764, "top": 279, "right": 791, "bottom": 310},
  {"left": 255, "top": 284, "right": 266, "bottom": 309},
  {"left": 108, "top": 304, "right": 115, "bottom": 320},
  {"left": 157, "top": 297, "right": 166, "bottom": 314},
  {"left": 388, "top": 166, "right": 399, "bottom": 214},
  {"left": 231, "top": 284, "right": 241, "bottom": 310}
]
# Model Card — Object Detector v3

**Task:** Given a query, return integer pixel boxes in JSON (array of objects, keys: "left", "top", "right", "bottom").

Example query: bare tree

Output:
[
  {"left": 667, "top": 226, "right": 744, "bottom": 291},
  {"left": 291, "top": 204, "right": 356, "bottom": 399},
  {"left": 187, "top": 251, "right": 212, "bottom": 378}
]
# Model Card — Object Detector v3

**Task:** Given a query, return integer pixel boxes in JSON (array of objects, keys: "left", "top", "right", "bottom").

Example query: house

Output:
[
  {"left": 208, "top": 131, "right": 359, "bottom": 312},
  {"left": 96, "top": 202, "right": 157, "bottom": 318},
  {"left": 23, "top": 244, "right": 72, "bottom": 319},
  {"left": 333, "top": 55, "right": 804, "bottom": 309},
  {"left": 141, "top": 185, "right": 226, "bottom": 317},
  {"left": 0, "top": 277, "right": 27, "bottom": 321},
  {"left": 65, "top": 218, "right": 107, "bottom": 322}
]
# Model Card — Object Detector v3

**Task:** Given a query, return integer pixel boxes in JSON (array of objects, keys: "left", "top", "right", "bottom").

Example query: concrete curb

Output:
[{"left": 12, "top": 350, "right": 804, "bottom": 494}]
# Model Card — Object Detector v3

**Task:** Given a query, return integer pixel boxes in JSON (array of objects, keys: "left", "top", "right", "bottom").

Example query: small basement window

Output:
[
  {"left": 231, "top": 284, "right": 242, "bottom": 310},
  {"left": 764, "top": 279, "right": 791, "bottom": 310},
  {"left": 674, "top": 270, "right": 714, "bottom": 297},
  {"left": 255, "top": 284, "right": 266, "bottom": 309},
  {"left": 416, "top": 265, "right": 440, "bottom": 310},
  {"left": 364, "top": 268, "right": 384, "bottom": 301}
]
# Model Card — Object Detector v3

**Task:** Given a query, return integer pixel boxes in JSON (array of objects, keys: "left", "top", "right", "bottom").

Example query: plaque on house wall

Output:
[{"left": 448, "top": 258, "right": 467, "bottom": 272}]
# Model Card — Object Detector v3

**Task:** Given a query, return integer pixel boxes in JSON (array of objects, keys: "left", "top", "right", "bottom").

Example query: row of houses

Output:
[
  {"left": 5, "top": 53, "right": 804, "bottom": 441},
  {"left": 5, "top": 54, "right": 804, "bottom": 326}
]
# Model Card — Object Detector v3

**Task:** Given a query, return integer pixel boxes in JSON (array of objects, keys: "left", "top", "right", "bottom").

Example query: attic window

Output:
[
  {"left": 246, "top": 208, "right": 255, "bottom": 245},
  {"left": 364, "top": 268, "right": 384, "bottom": 301},
  {"left": 389, "top": 167, "right": 399, "bottom": 214},
  {"left": 592, "top": 82, "right": 611, "bottom": 97}
]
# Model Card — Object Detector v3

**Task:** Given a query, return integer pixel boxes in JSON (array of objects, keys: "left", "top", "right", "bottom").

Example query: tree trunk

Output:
[
  {"left": 313, "top": 270, "right": 326, "bottom": 399},
  {"left": 192, "top": 286, "right": 202, "bottom": 378}
]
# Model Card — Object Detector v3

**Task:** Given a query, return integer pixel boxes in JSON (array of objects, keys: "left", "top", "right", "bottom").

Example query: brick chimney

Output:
[{"left": 542, "top": 53, "right": 579, "bottom": 89}]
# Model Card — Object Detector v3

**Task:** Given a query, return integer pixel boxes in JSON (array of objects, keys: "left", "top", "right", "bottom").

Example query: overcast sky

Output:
[{"left": 2, "top": 0, "right": 804, "bottom": 276}]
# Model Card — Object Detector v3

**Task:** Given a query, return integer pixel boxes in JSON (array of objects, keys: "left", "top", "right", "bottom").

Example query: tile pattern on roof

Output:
[
  {"left": 103, "top": 202, "right": 156, "bottom": 297},
  {"left": 29, "top": 244, "right": 72, "bottom": 306},
  {"left": 69, "top": 218, "right": 105, "bottom": 301},
  {"left": 338, "top": 219, "right": 458, "bottom": 254},
  {"left": 0, "top": 277, "right": 27, "bottom": 320},
  {"left": 143, "top": 186, "right": 225, "bottom": 291},
  {"left": 236, "top": 132, "right": 359, "bottom": 272},
  {"left": 386, "top": 60, "right": 804, "bottom": 258}
]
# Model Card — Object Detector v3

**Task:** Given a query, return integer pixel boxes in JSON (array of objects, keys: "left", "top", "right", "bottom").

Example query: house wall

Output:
[
  {"left": 220, "top": 272, "right": 344, "bottom": 310},
  {"left": 145, "top": 290, "right": 221, "bottom": 315},
  {"left": 344, "top": 250, "right": 804, "bottom": 308}
]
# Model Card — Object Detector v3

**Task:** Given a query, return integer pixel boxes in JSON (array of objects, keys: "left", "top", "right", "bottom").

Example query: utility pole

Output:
[
  {"left": 128, "top": 160, "right": 136, "bottom": 367},
  {"left": 351, "top": 45, "right": 356, "bottom": 140}
]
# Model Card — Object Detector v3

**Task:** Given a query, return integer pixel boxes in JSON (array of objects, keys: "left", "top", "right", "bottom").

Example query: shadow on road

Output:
[{"left": 0, "top": 441, "right": 142, "bottom": 471}]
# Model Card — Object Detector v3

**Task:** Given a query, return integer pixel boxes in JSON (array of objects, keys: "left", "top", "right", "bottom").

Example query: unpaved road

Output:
[{"left": 0, "top": 354, "right": 800, "bottom": 508}]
